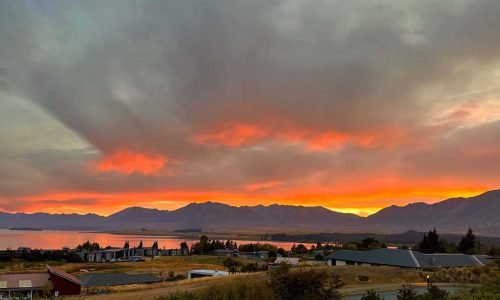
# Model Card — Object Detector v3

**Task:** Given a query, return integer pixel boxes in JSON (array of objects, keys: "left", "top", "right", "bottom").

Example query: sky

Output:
[{"left": 0, "top": 0, "right": 499, "bottom": 216}]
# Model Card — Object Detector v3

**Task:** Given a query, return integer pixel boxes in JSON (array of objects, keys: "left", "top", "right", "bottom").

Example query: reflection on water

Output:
[{"left": 0, "top": 229, "right": 310, "bottom": 250}]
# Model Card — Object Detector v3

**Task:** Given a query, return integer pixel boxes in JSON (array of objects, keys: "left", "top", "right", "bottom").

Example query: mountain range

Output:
[{"left": 0, "top": 189, "right": 499, "bottom": 235}]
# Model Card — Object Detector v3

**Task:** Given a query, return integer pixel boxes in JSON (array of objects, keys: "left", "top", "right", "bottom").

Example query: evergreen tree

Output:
[
  {"left": 200, "top": 235, "right": 209, "bottom": 254},
  {"left": 123, "top": 241, "right": 130, "bottom": 249},
  {"left": 458, "top": 227, "right": 478, "bottom": 254},
  {"left": 138, "top": 240, "right": 143, "bottom": 248},
  {"left": 418, "top": 228, "right": 446, "bottom": 253},
  {"left": 180, "top": 241, "right": 189, "bottom": 250},
  {"left": 152, "top": 241, "right": 159, "bottom": 249}
]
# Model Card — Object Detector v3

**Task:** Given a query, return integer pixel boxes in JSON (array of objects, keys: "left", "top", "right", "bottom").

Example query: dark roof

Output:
[
  {"left": 326, "top": 249, "right": 418, "bottom": 267},
  {"left": 0, "top": 273, "right": 50, "bottom": 290},
  {"left": 47, "top": 265, "right": 82, "bottom": 285},
  {"left": 326, "top": 249, "right": 489, "bottom": 268},
  {"left": 77, "top": 273, "right": 163, "bottom": 287},
  {"left": 413, "top": 252, "right": 485, "bottom": 268}
]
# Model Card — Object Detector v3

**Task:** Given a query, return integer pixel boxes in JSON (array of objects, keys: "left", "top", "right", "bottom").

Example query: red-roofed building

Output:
[{"left": 46, "top": 265, "right": 82, "bottom": 296}]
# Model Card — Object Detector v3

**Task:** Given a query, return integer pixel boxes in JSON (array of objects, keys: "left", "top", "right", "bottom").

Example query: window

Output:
[{"left": 19, "top": 280, "right": 32, "bottom": 288}]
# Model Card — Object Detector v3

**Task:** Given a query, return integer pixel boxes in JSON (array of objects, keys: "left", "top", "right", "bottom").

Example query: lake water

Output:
[{"left": 0, "top": 229, "right": 310, "bottom": 250}]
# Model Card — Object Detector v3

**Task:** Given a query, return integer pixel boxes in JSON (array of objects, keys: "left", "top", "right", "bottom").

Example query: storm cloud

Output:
[{"left": 0, "top": 0, "right": 499, "bottom": 215}]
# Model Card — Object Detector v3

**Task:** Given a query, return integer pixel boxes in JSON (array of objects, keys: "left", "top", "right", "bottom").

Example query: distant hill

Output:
[
  {"left": 366, "top": 189, "right": 500, "bottom": 235},
  {"left": 0, "top": 189, "right": 499, "bottom": 235}
]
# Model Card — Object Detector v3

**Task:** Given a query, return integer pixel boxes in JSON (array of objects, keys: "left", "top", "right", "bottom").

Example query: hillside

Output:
[
  {"left": 366, "top": 189, "right": 500, "bottom": 235},
  {"left": 0, "top": 190, "right": 498, "bottom": 235}
]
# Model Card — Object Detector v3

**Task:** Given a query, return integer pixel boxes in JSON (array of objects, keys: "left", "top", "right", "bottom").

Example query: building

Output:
[
  {"left": 0, "top": 273, "right": 50, "bottom": 299},
  {"left": 17, "top": 247, "right": 32, "bottom": 254},
  {"left": 161, "top": 248, "right": 189, "bottom": 256},
  {"left": 326, "top": 248, "right": 492, "bottom": 268},
  {"left": 47, "top": 265, "right": 82, "bottom": 296},
  {"left": 188, "top": 270, "right": 230, "bottom": 279},
  {"left": 256, "top": 251, "right": 269, "bottom": 259},
  {"left": 214, "top": 249, "right": 239, "bottom": 257},
  {"left": 236, "top": 251, "right": 269, "bottom": 260},
  {"left": 134, "top": 247, "right": 158, "bottom": 257},
  {"left": 76, "top": 247, "right": 159, "bottom": 262},
  {"left": 78, "top": 273, "right": 162, "bottom": 288}
]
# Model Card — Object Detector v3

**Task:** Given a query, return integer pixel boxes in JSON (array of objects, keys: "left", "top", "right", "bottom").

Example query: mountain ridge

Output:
[{"left": 0, "top": 189, "right": 498, "bottom": 235}]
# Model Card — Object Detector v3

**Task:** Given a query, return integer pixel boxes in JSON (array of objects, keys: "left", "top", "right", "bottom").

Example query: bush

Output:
[
  {"left": 268, "top": 265, "right": 342, "bottom": 300},
  {"left": 361, "top": 290, "right": 383, "bottom": 300},
  {"left": 418, "top": 286, "right": 448, "bottom": 300},
  {"left": 358, "top": 275, "right": 370, "bottom": 281},
  {"left": 157, "top": 276, "right": 275, "bottom": 300},
  {"left": 398, "top": 284, "right": 417, "bottom": 300}
]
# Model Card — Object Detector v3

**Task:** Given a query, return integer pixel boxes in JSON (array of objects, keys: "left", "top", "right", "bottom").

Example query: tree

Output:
[
  {"left": 361, "top": 290, "right": 383, "bottom": 300},
  {"left": 418, "top": 228, "right": 446, "bottom": 253},
  {"left": 223, "top": 258, "right": 242, "bottom": 274},
  {"left": 268, "top": 249, "right": 277, "bottom": 258},
  {"left": 138, "top": 240, "right": 143, "bottom": 248},
  {"left": 277, "top": 247, "right": 287, "bottom": 257},
  {"left": 76, "top": 241, "right": 100, "bottom": 251},
  {"left": 362, "top": 238, "right": 380, "bottom": 250},
  {"left": 458, "top": 227, "right": 478, "bottom": 254},
  {"left": 420, "top": 285, "right": 448, "bottom": 300},
  {"left": 123, "top": 241, "right": 130, "bottom": 249},
  {"left": 152, "top": 241, "right": 159, "bottom": 249},
  {"left": 397, "top": 284, "right": 417, "bottom": 300},
  {"left": 200, "top": 235, "right": 210, "bottom": 254},
  {"left": 344, "top": 243, "right": 358, "bottom": 251},
  {"left": 294, "top": 244, "right": 308, "bottom": 254},
  {"left": 180, "top": 241, "right": 189, "bottom": 250}
]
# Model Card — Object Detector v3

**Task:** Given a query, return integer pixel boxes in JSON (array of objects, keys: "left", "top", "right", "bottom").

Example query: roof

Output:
[
  {"left": 0, "top": 273, "right": 50, "bottom": 290},
  {"left": 47, "top": 265, "right": 82, "bottom": 285},
  {"left": 274, "top": 257, "right": 300, "bottom": 265},
  {"left": 413, "top": 253, "right": 486, "bottom": 268},
  {"left": 325, "top": 249, "right": 490, "bottom": 268},
  {"left": 77, "top": 273, "right": 163, "bottom": 287},
  {"left": 188, "top": 270, "right": 230, "bottom": 276},
  {"left": 214, "top": 249, "right": 238, "bottom": 253}
]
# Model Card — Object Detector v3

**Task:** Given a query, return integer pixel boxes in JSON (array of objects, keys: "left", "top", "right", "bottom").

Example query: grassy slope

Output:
[{"left": 69, "top": 265, "right": 423, "bottom": 300}]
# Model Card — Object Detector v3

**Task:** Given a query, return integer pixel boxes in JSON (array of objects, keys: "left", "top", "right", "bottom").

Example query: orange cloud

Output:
[
  {"left": 193, "top": 121, "right": 410, "bottom": 151},
  {"left": 193, "top": 123, "right": 269, "bottom": 147},
  {"left": 97, "top": 150, "right": 167, "bottom": 175},
  {"left": 243, "top": 180, "right": 283, "bottom": 191}
]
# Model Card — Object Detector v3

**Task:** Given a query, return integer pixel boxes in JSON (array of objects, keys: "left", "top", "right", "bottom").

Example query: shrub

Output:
[
  {"left": 268, "top": 265, "right": 342, "bottom": 300},
  {"left": 397, "top": 284, "right": 417, "bottom": 300},
  {"left": 358, "top": 275, "right": 370, "bottom": 281},
  {"left": 361, "top": 290, "right": 383, "bottom": 300},
  {"left": 157, "top": 276, "right": 275, "bottom": 300},
  {"left": 418, "top": 285, "right": 448, "bottom": 300}
]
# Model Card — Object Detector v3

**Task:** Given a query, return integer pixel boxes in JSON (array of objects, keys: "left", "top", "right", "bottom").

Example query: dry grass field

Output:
[
  {"left": 329, "top": 265, "right": 422, "bottom": 286},
  {"left": 67, "top": 265, "right": 424, "bottom": 300}
]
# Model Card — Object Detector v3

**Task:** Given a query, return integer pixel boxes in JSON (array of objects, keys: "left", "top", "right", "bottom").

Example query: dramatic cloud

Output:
[{"left": 0, "top": 0, "right": 499, "bottom": 215}]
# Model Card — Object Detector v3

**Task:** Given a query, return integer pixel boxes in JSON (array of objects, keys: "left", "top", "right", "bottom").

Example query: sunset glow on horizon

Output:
[{"left": 1, "top": 0, "right": 499, "bottom": 216}]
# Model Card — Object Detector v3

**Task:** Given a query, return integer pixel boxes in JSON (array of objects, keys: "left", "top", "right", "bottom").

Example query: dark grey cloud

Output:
[{"left": 0, "top": 0, "right": 500, "bottom": 211}]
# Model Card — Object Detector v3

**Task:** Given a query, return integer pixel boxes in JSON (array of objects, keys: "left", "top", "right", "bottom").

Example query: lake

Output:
[{"left": 0, "top": 229, "right": 311, "bottom": 250}]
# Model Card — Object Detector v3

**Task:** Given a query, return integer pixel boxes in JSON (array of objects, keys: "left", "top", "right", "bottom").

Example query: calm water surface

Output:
[{"left": 0, "top": 229, "right": 310, "bottom": 250}]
